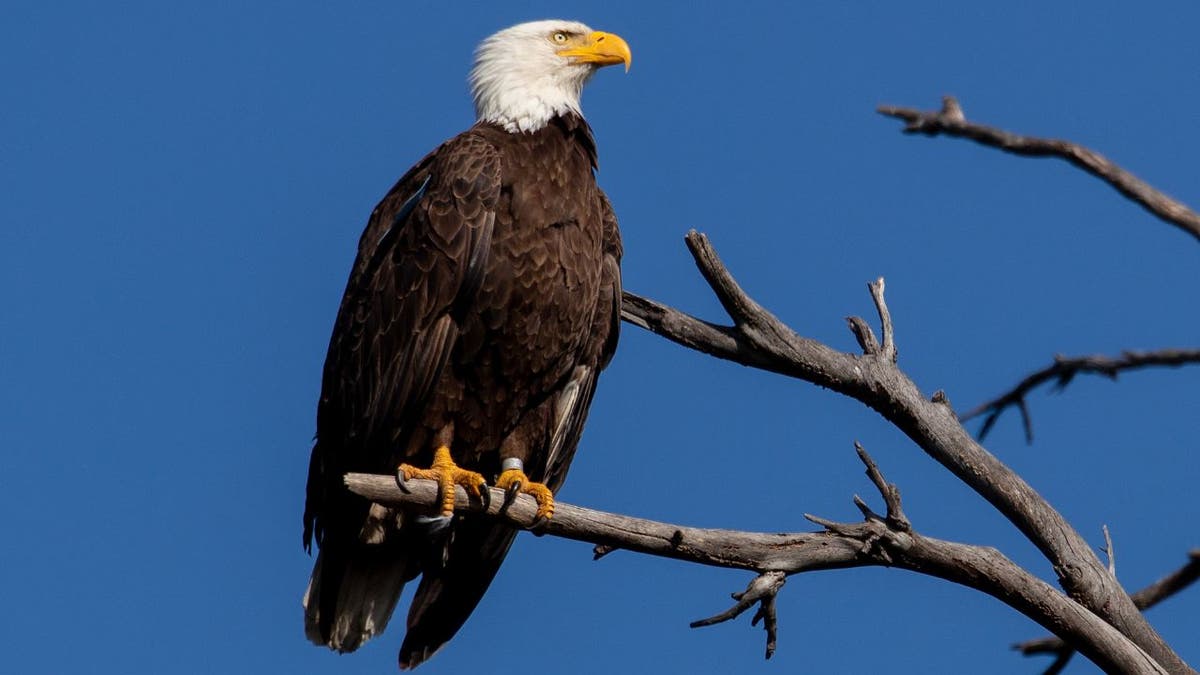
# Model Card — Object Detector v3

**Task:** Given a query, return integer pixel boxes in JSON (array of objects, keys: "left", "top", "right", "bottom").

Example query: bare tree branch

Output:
[
  {"left": 618, "top": 231, "right": 1193, "bottom": 673},
  {"left": 1132, "top": 550, "right": 1200, "bottom": 613},
  {"left": 877, "top": 95, "right": 1200, "bottom": 243},
  {"left": 852, "top": 441, "right": 908, "bottom": 531},
  {"left": 1016, "top": 550, "right": 1200, "bottom": 662},
  {"left": 867, "top": 278, "right": 896, "bottom": 362},
  {"left": 600, "top": 98, "right": 1200, "bottom": 670},
  {"left": 690, "top": 571, "right": 785, "bottom": 660},
  {"left": 959, "top": 348, "right": 1200, "bottom": 442},
  {"left": 1103, "top": 525, "right": 1117, "bottom": 578},
  {"left": 1042, "top": 650, "right": 1075, "bottom": 675},
  {"left": 343, "top": 469, "right": 1166, "bottom": 673}
]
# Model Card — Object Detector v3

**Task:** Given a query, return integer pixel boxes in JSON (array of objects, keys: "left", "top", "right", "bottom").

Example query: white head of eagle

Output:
[{"left": 470, "top": 20, "right": 632, "bottom": 134}]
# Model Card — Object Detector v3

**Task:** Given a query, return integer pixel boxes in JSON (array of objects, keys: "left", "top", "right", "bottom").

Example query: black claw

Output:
[
  {"left": 395, "top": 471, "right": 411, "bottom": 493},
  {"left": 529, "top": 515, "right": 549, "bottom": 531},
  {"left": 479, "top": 485, "right": 492, "bottom": 510},
  {"left": 503, "top": 479, "right": 523, "bottom": 506}
]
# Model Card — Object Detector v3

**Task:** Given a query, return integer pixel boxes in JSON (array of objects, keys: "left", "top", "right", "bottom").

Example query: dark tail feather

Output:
[
  {"left": 399, "top": 520, "right": 518, "bottom": 669},
  {"left": 304, "top": 539, "right": 418, "bottom": 653}
]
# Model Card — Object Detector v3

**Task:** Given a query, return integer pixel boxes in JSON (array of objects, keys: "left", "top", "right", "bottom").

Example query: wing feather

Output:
[
  {"left": 308, "top": 132, "right": 501, "bottom": 542},
  {"left": 543, "top": 191, "right": 623, "bottom": 489},
  {"left": 303, "top": 131, "right": 501, "bottom": 648}
]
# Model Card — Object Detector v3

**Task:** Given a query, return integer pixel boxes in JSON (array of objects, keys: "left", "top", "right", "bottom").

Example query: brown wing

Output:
[
  {"left": 542, "top": 189, "right": 623, "bottom": 490},
  {"left": 303, "top": 131, "right": 500, "bottom": 647}
]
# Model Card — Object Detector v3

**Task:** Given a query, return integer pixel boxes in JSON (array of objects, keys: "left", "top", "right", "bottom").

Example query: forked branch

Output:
[
  {"left": 960, "top": 348, "right": 1200, "bottom": 442},
  {"left": 690, "top": 571, "right": 785, "bottom": 660},
  {"left": 620, "top": 231, "right": 1191, "bottom": 673},
  {"left": 1016, "top": 550, "right": 1200, "bottom": 667},
  {"left": 343, "top": 446, "right": 1166, "bottom": 673},
  {"left": 878, "top": 96, "right": 1200, "bottom": 242}
]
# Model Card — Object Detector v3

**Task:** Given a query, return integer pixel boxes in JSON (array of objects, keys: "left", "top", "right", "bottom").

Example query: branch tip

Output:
[
  {"left": 854, "top": 443, "right": 908, "bottom": 528},
  {"left": 803, "top": 513, "right": 841, "bottom": 532},
  {"left": 690, "top": 571, "right": 785, "bottom": 660},
  {"left": 1043, "top": 650, "right": 1075, "bottom": 675},
  {"left": 941, "top": 95, "right": 964, "bottom": 121},
  {"left": 852, "top": 494, "right": 875, "bottom": 520},
  {"left": 1017, "top": 398, "right": 1034, "bottom": 444},
  {"left": 867, "top": 277, "right": 896, "bottom": 361},
  {"left": 593, "top": 544, "right": 617, "bottom": 561},
  {"left": 846, "top": 316, "right": 879, "bottom": 355},
  {"left": 682, "top": 230, "right": 756, "bottom": 327},
  {"left": 1101, "top": 525, "right": 1116, "bottom": 578},
  {"left": 964, "top": 349, "right": 1200, "bottom": 442}
]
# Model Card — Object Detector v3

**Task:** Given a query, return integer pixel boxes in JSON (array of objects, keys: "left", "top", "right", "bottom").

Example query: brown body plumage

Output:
[{"left": 303, "top": 109, "right": 622, "bottom": 667}]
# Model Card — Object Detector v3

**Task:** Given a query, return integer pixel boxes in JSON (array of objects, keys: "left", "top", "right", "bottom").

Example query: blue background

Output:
[{"left": 4, "top": 2, "right": 1197, "bottom": 673}]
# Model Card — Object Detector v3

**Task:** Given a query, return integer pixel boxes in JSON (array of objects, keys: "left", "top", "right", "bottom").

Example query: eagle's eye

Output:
[{"left": 551, "top": 32, "right": 568, "bottom": 44}]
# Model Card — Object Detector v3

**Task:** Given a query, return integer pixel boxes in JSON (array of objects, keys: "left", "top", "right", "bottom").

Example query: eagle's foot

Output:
[
  {"left": 495, "top": 467, "right": 554, "bottom": 522},
  {"left": 397, "top": 446, "right": 487, "bottom": 517}
]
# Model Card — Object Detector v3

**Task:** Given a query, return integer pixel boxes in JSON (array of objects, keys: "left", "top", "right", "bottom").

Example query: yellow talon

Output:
[
  {"left": 398, "top": 446, "right": 487, "bottom": 517},
  {"left": 495, "top": 468, "right": 555, "bottom": 520}
]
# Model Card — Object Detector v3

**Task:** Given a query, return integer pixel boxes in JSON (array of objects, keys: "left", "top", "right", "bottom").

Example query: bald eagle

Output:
[{"left": 302, "top": 20, "right": 630, "bottom": 669}]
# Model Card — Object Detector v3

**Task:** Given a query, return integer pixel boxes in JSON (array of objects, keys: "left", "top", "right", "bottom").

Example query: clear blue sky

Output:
[{"left": 4, "top": 2, "right": 1198, "bottom": 673}]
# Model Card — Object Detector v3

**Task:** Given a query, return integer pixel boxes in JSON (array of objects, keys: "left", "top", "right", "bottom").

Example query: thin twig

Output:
[
  {"left": 878, "top": 96, "right": 1200, "bottom": 242},
  {"left": 1103, "top": 525, "right": 1117, "bottom": 578},
  {"left": 868, "top": 278, "right": 896, "bottom": 362},
  {"left": 1042, "top": 650, "right": 1075, "bottom": 675},
  {"left": 1135, "top": 550, "right": 1200, "bottom": 610},
  {"left": 845, "top": 316, "right": 879, "bottom": 355},
  {"left": 854, "top": 441, "right": 908, "bottom": 530},
  {"left": 593, "top": 544, "right": 617, "bottom": 560},
  {"left": 690, "top": 571, "right": 786, "bottom": 660},
  {"left": 960, "top": 348, "right": 1200, "bottom": 442}
]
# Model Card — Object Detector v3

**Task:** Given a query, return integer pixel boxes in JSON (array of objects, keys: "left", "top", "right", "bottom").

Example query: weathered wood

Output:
[
  {"left": 347, "top": 472, "right": 858, "bottom": 572},
  {"left": 1017, "top": 550, "right": 1200, "bottom": 659},
  {"left": 620, "top": 231, "right": 1191, "bottom": 673},
  {"left": 344, "top": 470, "right": 1166, "bottom": 673}
]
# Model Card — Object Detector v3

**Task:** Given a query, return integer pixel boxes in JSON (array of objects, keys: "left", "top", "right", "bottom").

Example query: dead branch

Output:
[
  {"left": 690, "top": 571, "right": 785, "bottom": 660},
  {"left": 877, "top": 96, "right": 1200, "bottom": 243},
  {"left": 618, "top": 232, "right": 1192, "bottom": 673},
  {"left": 1016, "top": 550, "right": 1200, "bottom": 666},
  {"left": 1103, "top": 525, "right": 1117, "bottom": 578},
  {"left": 342, "top": 455, "right": 1166, "bottom": 673},
  {"left": 959, "top": 348, "right": 1200, "bottom": 442},
  {"left": 1041, "top": 651, "right": 1075, "bottom": 675}
]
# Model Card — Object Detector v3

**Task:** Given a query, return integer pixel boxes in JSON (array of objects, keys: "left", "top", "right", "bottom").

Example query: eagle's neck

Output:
[
  {"left": 472, "top": 82, "right": 587, "bottom": 134},
  {"left": 470, "top": 52, "right": 593, "bottom": 134}
]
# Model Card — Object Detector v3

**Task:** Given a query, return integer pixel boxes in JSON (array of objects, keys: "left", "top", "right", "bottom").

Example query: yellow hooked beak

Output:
[{"left": 557, "top": 31, "right": 632, "bottom": 72}]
